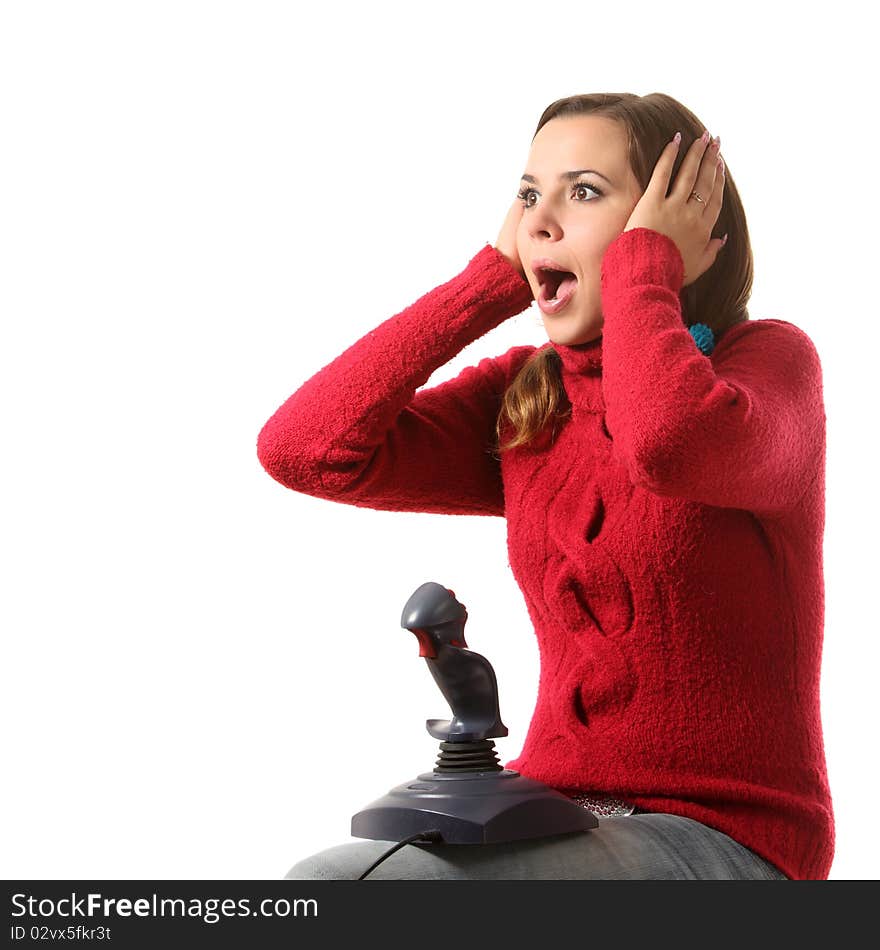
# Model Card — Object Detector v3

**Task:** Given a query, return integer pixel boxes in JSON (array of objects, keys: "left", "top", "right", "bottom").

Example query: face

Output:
[{"left": 516, "top": 115, "right": 643, "bottom": 345}]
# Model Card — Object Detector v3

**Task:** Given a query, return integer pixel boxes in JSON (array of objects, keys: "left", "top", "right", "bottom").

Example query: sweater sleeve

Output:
[
  {"left": 599, "top": 227, "right": 825, "bottom": 517},
  {"left": 256, "top": 244, "right": 535, "bottom": 516}
]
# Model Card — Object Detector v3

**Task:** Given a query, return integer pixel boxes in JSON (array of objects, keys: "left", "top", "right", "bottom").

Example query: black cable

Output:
[{"left": 357, "top": 830, "right": 444, "bottom": 880}]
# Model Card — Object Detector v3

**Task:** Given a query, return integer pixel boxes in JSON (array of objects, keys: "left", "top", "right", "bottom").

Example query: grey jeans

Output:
[{"left": 284, "top": 812, "right": 789, "bottom": 880}]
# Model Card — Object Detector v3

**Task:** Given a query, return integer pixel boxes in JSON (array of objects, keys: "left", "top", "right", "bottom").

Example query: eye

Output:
[{"left": 516, "top": 181, "right": 604, "bottom": 210}]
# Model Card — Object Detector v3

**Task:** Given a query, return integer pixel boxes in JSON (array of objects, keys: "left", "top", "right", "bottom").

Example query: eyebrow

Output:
[{"left": 520, "top": 169, "right": 614, "bottom": 186}]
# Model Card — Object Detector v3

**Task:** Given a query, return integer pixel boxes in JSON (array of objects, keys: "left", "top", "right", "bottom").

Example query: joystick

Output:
[{"left": 350, "top": 582, "right": 598, "bottom": 845}]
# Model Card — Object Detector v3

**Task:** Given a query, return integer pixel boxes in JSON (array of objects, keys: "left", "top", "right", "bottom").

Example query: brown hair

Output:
[{"left": 495, "top": 92, "right": 753, "bottom": 454}]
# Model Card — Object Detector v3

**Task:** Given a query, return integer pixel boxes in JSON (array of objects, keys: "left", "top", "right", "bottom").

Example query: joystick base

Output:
[{"left": 351, "top": 767, "right": 599, "bottom": 845}]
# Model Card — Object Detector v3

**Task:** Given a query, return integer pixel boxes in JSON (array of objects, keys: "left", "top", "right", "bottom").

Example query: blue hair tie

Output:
[{"left": 688, "top": 322, "right": 715, "bottom": 356}]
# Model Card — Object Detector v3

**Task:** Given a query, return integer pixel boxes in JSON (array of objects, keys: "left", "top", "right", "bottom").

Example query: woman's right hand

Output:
[{"left": 494, "top": 198, "right": 527, "bottom": 282}]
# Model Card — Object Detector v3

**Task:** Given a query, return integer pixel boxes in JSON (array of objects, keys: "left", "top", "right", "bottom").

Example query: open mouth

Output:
[{"left": 537, "top": 266, "right": 578, "bottom": 302}]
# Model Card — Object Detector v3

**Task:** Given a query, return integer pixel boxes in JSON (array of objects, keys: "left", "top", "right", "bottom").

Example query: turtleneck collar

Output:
[
  {"left": 551, "top": 334, "right": 603, "bottom": 375},
  {"left": 549, "top": 333, "right": 604, "bottom": 414},
  {"left": 549, "top": 334, "right": 604, "bottom": 415}
]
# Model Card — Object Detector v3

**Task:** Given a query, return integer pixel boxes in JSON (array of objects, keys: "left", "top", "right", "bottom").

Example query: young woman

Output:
[{"left": 256, "top": 92, "right": 832, "bottom": 880}]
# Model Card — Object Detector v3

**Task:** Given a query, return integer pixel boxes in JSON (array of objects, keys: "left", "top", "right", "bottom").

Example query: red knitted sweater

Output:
[{"left": 256, "top": 227, "right": 834, "bottom": 880}]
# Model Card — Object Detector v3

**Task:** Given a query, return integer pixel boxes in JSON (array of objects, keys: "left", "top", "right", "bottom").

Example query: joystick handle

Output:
[{"left": 401, "top": 582, "right": 508, "bottom": 743}]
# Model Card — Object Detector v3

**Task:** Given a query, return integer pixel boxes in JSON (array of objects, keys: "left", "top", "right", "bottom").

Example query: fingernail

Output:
[
  {"left": 701, "top": 130, "right": 710, "bottom": 145},
  {"left": 721, "top": 232, "right": 729, "bottom": 246}
]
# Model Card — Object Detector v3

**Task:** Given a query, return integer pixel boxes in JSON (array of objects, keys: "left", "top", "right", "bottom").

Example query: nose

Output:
[{"left": 526, "top": 202, "right": 563, "bottom": 241}]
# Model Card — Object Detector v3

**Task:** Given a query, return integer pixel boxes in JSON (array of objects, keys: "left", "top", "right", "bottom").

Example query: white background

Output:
[{"left": 2, "top": 0, "right": 876, "bottom": 881}]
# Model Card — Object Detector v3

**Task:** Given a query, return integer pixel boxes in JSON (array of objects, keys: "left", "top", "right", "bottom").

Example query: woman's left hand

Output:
[{"left": 622, "top": 131, "right": 726, "bottom": 288}]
